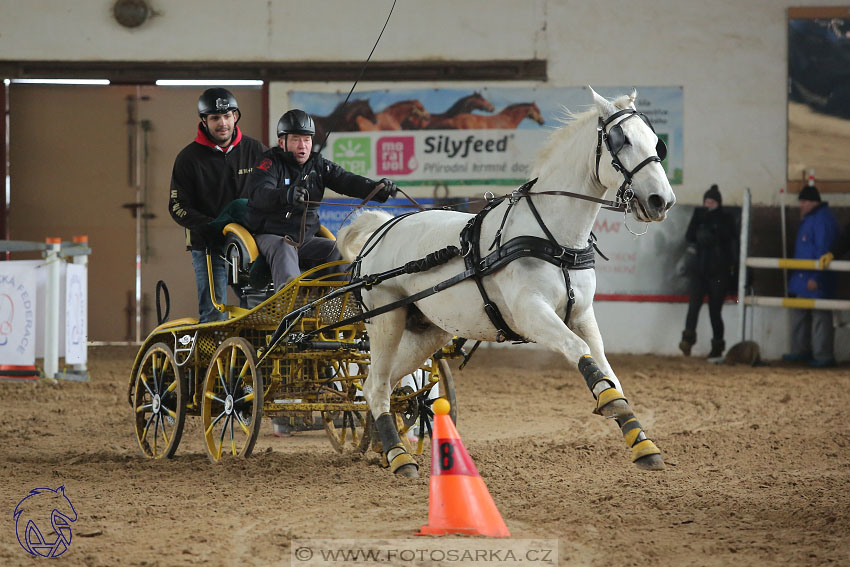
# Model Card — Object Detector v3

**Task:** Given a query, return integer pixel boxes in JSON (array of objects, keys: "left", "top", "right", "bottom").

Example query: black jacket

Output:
[
  {"left": 685, "top": 206, "right": 738, "bottom": 278},
  {"left": 244, "top": 147, "right": 387, "bottom": 239},
  {"left": 169, "top": 125, "right": 267, "bottom": 250}
]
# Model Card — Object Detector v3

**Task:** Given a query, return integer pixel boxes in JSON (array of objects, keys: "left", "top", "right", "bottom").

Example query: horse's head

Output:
[
  {"left": 527, "top": 102, "right": 545, "bottom": 125},
  {"left": 590, "top": 87, "right": 675, "bottom": 222},
  {"left": 469, "top": 92, "right": 495, "bottom": 112}
]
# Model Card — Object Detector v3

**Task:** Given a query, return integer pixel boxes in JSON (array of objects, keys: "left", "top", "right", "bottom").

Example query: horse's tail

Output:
[{"left": 336, "top": 209, "right": 395, "bottom": 261}]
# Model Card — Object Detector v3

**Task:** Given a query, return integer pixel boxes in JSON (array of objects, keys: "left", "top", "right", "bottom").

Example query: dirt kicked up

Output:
[{"left": 1, "top": 345, "right": 848, "bottom": 566}]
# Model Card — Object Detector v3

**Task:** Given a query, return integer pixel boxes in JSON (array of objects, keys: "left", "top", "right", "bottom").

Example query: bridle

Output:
[{"left": 594, "top": 108, "right": 668, "bottom": 219}]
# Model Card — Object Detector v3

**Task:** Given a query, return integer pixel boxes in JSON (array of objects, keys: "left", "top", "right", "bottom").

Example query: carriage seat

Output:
[{"left": 222, "top": 222, "right": 337, "bottom": 294}]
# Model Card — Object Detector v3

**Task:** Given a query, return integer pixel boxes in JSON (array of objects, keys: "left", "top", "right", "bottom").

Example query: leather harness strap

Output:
[{"left": 459, "top": 179, "right": 596, "bottom": 342}]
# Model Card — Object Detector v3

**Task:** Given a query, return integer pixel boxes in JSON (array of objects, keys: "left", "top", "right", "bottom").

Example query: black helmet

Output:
[
  {"left": 198, "top": 88, "right": 239, "bottom": 117},
  {"left": 277, "top": 109, "right": 315, "bottom": 137}
]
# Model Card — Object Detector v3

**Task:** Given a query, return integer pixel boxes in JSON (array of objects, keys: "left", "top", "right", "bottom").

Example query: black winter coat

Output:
[
  {"left": 244, "top": 147, "right": 387, "bottom": 240},
  {"left": 685, "top": 206, "right": 738, "bottom": 279},
  {"left": 169, "top": 125, "right": 267, "bottom": 250}
]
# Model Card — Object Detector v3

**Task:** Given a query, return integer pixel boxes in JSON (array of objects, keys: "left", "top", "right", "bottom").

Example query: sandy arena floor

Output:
[{"left": 1, "top": 345, "right": 849, "bottom": 566}]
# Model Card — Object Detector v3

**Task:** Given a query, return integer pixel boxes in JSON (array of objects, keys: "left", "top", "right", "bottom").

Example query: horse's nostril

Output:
[{"left": 648, "top": 194, "right": 664, "bottom": 212}]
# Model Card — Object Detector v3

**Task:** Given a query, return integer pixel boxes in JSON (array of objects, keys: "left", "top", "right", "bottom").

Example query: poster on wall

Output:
[
  {"left": 291, "top": 86, "right": 683, "bottom": 187},
  {"left": 64, "top": 263, "right": 87, "bottom": 364},
  {"left": 0, "top": 261, "right": 39, "bottom": 366}
]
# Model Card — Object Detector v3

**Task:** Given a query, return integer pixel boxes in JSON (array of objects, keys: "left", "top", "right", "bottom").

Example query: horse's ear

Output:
[
  {"left": 589, "top": 86, "right": 616, "bottom": 119},
  {"left": 628, "top": 89, "right": 637, "bottom": 108}
]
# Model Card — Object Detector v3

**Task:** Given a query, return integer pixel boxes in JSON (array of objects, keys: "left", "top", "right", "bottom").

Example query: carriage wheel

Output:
[
  {"left": 201, "top": 337, "right": 263, "bottom": 463},
  {"left": 132, "top": 342, "right": 187, "bottom": 459},
  {"left": 321, "top": 363, "right": 371, "bottom": 453},
  {"left": 391, "top": 357, "right": 457, "bottom": 455}
]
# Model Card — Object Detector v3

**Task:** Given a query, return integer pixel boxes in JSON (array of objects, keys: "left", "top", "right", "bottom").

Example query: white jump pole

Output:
[
  {"left": 44, "top": 237, "right": 62, "bottom": 380},
  {"left": 737, "top": 187, "right": 751, "bottom": 343}
]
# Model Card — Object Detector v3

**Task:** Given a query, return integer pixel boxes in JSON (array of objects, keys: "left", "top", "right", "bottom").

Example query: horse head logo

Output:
[{"left": 13, "top": 486, "right": 78, "bottom": 557}]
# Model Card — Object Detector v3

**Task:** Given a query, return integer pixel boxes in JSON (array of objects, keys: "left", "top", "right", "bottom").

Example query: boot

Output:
[
  {"left": 679, "top": 330, "right": 696, "bottom": 356},
  {"left": 707, "top": 339, "right": 725, "bottom": 361}
]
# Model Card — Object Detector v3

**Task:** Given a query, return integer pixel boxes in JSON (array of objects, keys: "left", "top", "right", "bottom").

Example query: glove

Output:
[
  {"left": 197, "top": 223, "right": 224, "bottom": 248},
  {"left": 285, "top": 184, "right": 309, "bottom": 206},
  {"left": 374, "top": 178, "right": 398, "bottom": 202},
  {"left": 818, "top": 252, "right": 834, "bottom": 270}
]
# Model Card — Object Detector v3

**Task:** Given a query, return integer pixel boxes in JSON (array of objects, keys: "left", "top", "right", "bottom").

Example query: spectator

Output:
[
  {"left": 678, "top": 184, "right": 738, "bottom": 361},
  {"left": 168, "top": 88, "right": 267, "bottom": 322},
  {"left": 782, "top": 185, "right": 840, "bottom": 367}
]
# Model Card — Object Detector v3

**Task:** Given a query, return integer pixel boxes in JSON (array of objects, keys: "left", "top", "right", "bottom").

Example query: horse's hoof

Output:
[
  {"left": 394, "top": 463, "right": 420, "bottom": 478},
  {"left": 634, "top": 453, "right": 666, "bottom": 471}
]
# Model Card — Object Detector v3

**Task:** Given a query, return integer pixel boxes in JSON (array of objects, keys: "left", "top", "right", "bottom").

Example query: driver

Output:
[{"left": 244, "top": 109, "right": 398, "bottom": 291}]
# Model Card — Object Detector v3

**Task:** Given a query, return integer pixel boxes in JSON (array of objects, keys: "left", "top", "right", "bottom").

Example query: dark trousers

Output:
[
  {"left": 684, "top": 274, "right": 729, "bottom": 341},
  {"left": 255, "top": 234, "right": 344, "bottom": 291}
]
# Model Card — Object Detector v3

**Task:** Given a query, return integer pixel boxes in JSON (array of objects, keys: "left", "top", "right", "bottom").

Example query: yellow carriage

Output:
[{"left": 127, "top": 225, "right": 458, "bottom": 462}]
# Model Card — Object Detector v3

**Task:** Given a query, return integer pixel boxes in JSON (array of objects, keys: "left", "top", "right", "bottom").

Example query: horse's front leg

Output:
[
  {"left": 514, "top": 299, "right": 664, "bottom": 471},
  {"left": 363, "top": 308, "right": 420, "bottom": 478},
  {"left": 570, "top": 308, "right": 665, "bottom": 471}
]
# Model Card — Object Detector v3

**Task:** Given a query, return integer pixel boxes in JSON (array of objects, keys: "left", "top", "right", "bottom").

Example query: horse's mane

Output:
[
  {"left": 502, "top": 102, "right": 536, "bottom": 112},
  {"left": 533, "top": 94, "right": 632, "bottom": 176}
]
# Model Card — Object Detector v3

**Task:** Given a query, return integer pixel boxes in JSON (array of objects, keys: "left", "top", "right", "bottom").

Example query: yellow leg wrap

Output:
[
  {"left": 631, "top": 439, "right": 662, "bottom": 462},
  {"left": 595, "top": 387, "right": 627, "bottom": 414},
  {"left": 387, "top": 443, "right": 418, "bottom": 474}
]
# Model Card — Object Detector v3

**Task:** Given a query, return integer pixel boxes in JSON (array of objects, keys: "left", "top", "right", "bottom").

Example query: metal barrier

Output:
[
  {"left": 737, "top": 188, "right": 849, "bottom": 342},
  {"left": 0, "top": 237, "right": 91, "bottom": 380}
]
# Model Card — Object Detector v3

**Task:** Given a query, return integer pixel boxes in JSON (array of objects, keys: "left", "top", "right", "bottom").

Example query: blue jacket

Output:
[{"left": 789, "top": 202, "right": 840, "bottom": 298}]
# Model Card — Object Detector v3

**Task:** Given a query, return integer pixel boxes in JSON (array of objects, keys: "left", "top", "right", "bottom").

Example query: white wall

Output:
[{"left": 5, "top": 0, "right": 849, "bottom": 206}]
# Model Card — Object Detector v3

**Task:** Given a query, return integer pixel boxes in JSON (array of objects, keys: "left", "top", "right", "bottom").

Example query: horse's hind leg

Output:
[{"left": 570, "top": 309, "right": 664, "bottom": 470}]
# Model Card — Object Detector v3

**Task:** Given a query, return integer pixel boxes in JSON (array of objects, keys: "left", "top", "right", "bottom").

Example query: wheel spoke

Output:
[
  {"left": 217, "top": 414, "right": 231, "bottom": 458},
  {"left": 139, "top": 371, "right": 156, "bottom": 397},
  {"left": 205, "top": 391, "right": 226, "bottom": 404},
  {"left": 158, "top": 413, "right": 170, "bottom": 445},
  {"left": 165, "top": 380, "right": 178, "bottom": 393},
  {"left": 234, "top": 391, "right": 255, "bottom": 404},
  {"left": 230, "top": 413, "right": 237, "bottom": 456},
  {"left": 163, "top": 407, "right": 177, "bottom": 419},
  {"left": 153, "top": 411, "right": 160, "bottom": 454},
  {"left": 234, "top": 411, "right": 251, "bottom": 435},
  {"left": 216, "top": 358, "right": 228, "bottom": 396},
  {"left": 141, "top": 412, "right": 155, "bottom": 443},
  {"left": 228, "top": 346, "right": 238, "bottom": 392},
  {"left": 205, "top": 410, "right": 228, "bottom": 436},
  {"left": 136, "top": 403, "right": 153, "bottom": 414}
]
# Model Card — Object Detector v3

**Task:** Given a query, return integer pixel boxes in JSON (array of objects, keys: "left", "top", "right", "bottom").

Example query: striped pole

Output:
[
  {"left": 746, "top": 257, "right": 850, "bottom": 271},
  {"left": 743, "top": 296, "right": 850, "bottom": 311}
]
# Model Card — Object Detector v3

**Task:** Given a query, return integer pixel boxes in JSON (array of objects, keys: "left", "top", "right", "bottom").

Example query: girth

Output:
[{"left": 460, "top": 182, "right": 596, "bottom": 342}]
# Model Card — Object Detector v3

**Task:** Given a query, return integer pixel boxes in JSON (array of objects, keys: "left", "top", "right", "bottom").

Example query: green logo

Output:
[{"left": 333, "top": 137, "right": 371, "bottom": 175}]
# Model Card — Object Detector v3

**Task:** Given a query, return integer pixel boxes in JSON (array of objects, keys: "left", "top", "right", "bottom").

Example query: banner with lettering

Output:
[
  {"left": 290, "top": 86, "right": 683, "bottom": 186},
  {"left": 64, "top": 263, "right": 87, "bottom": 364},
  {"left": 0, "top": 261, "right": 39, "bottom": 366}
]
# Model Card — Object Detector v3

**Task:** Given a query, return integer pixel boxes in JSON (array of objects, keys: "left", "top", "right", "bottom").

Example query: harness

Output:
[{"left": 459, "top": 179, "right": 597, "bottom": 342}]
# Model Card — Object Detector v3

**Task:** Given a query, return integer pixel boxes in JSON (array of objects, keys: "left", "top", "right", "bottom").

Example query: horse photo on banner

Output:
[
  {"left": 291, "top": 86, "right": 683, "bottom": 187},
  {"left": 0, "top": 261, "right": 39, "bottom": 367}
]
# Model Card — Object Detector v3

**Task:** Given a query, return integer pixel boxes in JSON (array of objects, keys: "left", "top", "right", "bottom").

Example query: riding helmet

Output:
[
  {"left": 277, "top": 109, "right": 315, "bottom": 137},
  {"left": 197, "top": 88, "right": 240, "bottom": 117}
]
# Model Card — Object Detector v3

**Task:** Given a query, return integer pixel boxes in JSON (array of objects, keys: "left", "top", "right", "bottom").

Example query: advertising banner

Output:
[
  {"left": 0, "top": 261, "right": 39, "bottom": 366},
  {"left": 291, "top": 86, "right": 683, "bottom": 187},
  {"left": 64, "top": 263, "right": 87, "bottom": 364}
]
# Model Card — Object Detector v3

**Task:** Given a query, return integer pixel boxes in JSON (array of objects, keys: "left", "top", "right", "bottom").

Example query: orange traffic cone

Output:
[{"left": 417, "top": 398, "right": 510, "bottom": 537}]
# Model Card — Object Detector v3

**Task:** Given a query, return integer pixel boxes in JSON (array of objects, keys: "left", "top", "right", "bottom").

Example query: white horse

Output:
[{"left": 337, "top": 88, "right": 675, "bottom": 477}]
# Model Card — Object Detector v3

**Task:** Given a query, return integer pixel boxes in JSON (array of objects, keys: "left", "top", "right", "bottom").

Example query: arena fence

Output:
[{"left": 737, "top": 188, "right": 850, "bottom": 343}]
